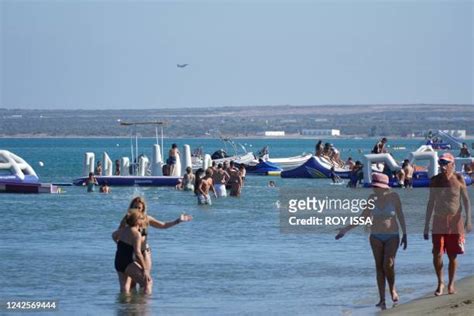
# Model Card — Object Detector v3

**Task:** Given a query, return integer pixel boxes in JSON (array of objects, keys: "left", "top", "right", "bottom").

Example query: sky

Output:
[{"left": 0, "top": 0, "right": 472, "bottom": 109}]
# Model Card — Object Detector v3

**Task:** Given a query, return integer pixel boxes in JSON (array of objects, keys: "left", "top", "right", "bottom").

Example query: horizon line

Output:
[{"left": 1, "top": 103, "right": 473, "bottom": 111}]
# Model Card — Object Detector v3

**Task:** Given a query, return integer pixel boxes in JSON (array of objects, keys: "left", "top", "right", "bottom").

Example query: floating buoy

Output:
[{"left": 38, "top": 161, "right": 44, "bottom": 167}]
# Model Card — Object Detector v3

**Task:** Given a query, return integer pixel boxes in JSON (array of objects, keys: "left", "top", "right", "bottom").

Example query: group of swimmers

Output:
[
  {"left": 337, "top": 152, "right": 472, "bottom": 309},
  {"left": 106, "top": 148, "right": 471, "bottom": 314},
  {"left": 177, "top": 160, "right": 246, "bottom": 205},
  {"left": 83, "top": 172, "right": 110, "bottom": 193}
]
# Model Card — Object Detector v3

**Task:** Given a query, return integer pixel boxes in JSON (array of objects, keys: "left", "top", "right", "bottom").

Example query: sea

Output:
[{"left": 0, "top": 138, "right": 473, "bottom": 316}]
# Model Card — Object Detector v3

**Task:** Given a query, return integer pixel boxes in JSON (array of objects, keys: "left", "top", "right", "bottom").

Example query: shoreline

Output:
[
  {"left": 2, "top": 135, "right": 472, "bottom": 141},
  {"left": 380, "top": 275, "right": 474, "bottom": 315}
]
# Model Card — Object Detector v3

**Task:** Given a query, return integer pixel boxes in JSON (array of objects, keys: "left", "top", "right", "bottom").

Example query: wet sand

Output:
[{"left": 381, "top": 275, "right": 474, "bottom": 316}]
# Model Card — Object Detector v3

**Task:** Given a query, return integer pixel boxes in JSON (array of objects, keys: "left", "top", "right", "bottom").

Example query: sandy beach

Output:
[{"left": 381, "top": 276, "right": 474, "bottom": 316}]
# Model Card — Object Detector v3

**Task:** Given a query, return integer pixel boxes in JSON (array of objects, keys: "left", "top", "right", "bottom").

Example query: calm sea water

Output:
[{"left": 0, "top": 138, "right": 473, "bottom": 316}]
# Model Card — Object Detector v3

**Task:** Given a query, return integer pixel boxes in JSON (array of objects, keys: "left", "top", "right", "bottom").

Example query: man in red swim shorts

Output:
[{"left": 424, "top": 152, "right": 472, "bottom": 296}]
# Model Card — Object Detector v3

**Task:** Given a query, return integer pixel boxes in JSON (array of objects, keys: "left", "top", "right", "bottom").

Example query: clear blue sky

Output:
[{"left": 0, "top": 0, "right": 472, "bottom": 109}]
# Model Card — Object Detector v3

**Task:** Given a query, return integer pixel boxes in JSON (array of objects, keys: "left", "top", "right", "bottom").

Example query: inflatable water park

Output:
[
  {"left": 72, "top": 144, "right": 183, "bottom": 187},
  {"left": 0, "top": 150, "right": 59, "bottom": 193},
  {"left": 361, "top": 145, "right": 473, "bottom": 188},
  {"left": 278, "top": 144, "right": 473, "bottom": 188},
  {"left": 71, "top": 122, "right": 315, "bottom": 186},
  {"left": 73, "top": 121, "right": 192, "bottom": 187},
  {"left": 2, "top": 128, "right": 473, "bottom": 192}
]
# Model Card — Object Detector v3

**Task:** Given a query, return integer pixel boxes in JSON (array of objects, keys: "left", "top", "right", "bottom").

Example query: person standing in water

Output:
[
  {"left": 167, "top": 144, "right": 180, "bottom": 176},
  {"left": 178, "top": 166, "right": 195, "bottom": 191},
  {"left": 238, "top": 164, "right": 246, "bottom": 184},
  {"left": 113, "top": 197, "right": 193, "bottom": 293},
  {"left": 100, "top": 182, "right": 111, "bottom": 193},
  {"left": 424, "top": 152, "right": 471, "bottom": 296},
  {"left": 197, "top": 168, "right": 217, "bottom": 205},
  {"left": 402, "top": 159, "right": 414, "bottom": 188},
  {"left": 83, "top": 172, "right": 98, "bottom": 192},
  {"left": 228, "top": 161, "right": 243, "bottom": 197},
  {"left": 212, "top": 163, "right": 230, "bottom": 197},
  {"left": 336, "top": 173, "right": 407, "bottom": 310},
  {"left": 113, "top": 209, "right": 152, "bottom": 294}
]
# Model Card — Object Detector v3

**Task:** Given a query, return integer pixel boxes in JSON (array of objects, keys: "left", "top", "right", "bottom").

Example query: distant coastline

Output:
[
  {"left": 2, "top": 134, "right": 460, "bottom": 140},
  {"left": 1, "top": 104, "right": 473, "bottom": 139},
  {"left": 2, "top": 134, "right": 474, "bottom": 141}
]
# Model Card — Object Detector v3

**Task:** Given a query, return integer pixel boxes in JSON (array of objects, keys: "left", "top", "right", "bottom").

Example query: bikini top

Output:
[{"left": 372, "top": 200, "right": 396, "bottom": 219}]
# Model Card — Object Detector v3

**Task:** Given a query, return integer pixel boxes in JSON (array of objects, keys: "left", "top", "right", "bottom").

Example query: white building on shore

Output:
[
  {"left": 263, "top": 131, "right": 285, "bottom": 137},
  {"left": 301, "top": 129, "right": 341, "bottom": 136}
]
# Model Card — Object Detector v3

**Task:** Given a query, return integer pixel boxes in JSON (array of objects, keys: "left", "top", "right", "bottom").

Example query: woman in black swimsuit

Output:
[
  {"left": 114, "top": 197, "right": 192, "bottom": 292},
  {"left": 113, "top": 210, "right": 152, "bottom": 294}
]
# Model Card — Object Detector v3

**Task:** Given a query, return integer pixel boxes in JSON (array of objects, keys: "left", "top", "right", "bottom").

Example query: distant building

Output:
[
  {"left": 263, "top": 131, "right": 285, "bottom": 137},
  {"left": 280, "top": 119, "right": 297, "bottom": 124},
  {"left": 301, "top": 129, "right": 340, "bottom": 136}
]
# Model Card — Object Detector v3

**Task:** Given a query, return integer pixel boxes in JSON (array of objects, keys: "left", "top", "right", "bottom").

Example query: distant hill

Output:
[{"left": 0, "top": 104, "right": 472, "bottom": 137}]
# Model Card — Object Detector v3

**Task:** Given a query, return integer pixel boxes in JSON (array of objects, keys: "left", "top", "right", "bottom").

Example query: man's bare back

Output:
[{"left": 213, "top": 169, "right": 230, "bottom": 184}]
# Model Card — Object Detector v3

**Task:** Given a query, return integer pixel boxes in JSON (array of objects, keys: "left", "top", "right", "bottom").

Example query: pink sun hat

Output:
[
  {"left": 371, "top": 173, "right": 390, "bottom": 189},
  {"left": 438, "top": 152, "right": 455, "bottom": 163}
]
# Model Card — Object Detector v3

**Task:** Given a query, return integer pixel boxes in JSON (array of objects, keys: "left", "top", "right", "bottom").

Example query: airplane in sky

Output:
[{"left": 177, "top": 64, "right": 189, "bottom": 68}]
